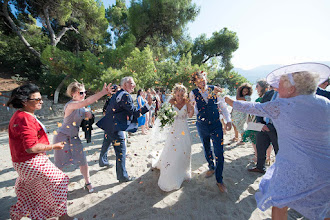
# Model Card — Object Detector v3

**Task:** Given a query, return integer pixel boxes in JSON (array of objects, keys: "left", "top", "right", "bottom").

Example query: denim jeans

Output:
[{"left": 196, "top": 121, "right": 224, "bottom": 183}]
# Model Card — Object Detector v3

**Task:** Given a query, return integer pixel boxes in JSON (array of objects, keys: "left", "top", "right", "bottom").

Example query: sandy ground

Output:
[{"left": 0, "top": 111, "right": 306, "bottom": 220}]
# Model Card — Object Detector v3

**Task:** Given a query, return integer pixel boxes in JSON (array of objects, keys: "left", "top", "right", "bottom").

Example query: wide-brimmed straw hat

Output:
[{"left": 266, "top": 62, "right": 330, "bottom": 88}]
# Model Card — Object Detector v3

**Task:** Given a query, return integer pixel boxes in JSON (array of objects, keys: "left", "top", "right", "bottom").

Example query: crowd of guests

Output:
[
  {"left": 6, "top": 62, "right": 330, "bottom": 220},
  {"left": 136, "top": 88, "right": 163, "bottom": 134}
]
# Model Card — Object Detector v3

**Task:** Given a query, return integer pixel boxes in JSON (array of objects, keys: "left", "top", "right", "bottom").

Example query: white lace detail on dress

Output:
[{"left": 233, "top": 99, "right": 281, "bottom": 120}]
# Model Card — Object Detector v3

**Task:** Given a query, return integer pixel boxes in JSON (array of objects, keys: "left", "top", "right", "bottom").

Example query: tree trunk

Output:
[
  {"left": 54, "top": 74, "right": 71, "bottom": 104},
  {"left": 43, "top": 5, "right": 79, "bottom": 47},
  {"left": 1, "top": 0, "right": 40, "bottom": 58}
]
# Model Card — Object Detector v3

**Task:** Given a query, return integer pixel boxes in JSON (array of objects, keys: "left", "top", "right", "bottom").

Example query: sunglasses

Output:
[
  {"left": 79, "top": 91, "right": 87, "bottom": 95},
  {"left": 27, "top": 98, "right": 43, "bottom": 103}
]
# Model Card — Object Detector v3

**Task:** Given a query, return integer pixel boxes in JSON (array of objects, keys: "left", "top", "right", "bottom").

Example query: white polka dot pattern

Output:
[{"left": 10, "top": 154, "right": 69, "bottom": 220}]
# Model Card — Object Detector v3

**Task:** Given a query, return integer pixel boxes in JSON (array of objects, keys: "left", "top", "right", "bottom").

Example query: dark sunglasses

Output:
[
  {"left": 27, "top": 98, "right": 43, "bottom": 103},
  {"left": 79, "top": 91, "right": 87, "bottom": 95}
]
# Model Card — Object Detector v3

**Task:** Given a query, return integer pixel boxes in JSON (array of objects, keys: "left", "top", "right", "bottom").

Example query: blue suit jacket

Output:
[{"left": 96, "top": 89, "right": 149, "bottom": 133}]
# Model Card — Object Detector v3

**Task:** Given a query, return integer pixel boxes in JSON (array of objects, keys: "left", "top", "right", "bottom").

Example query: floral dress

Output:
[{"left": 231, "top": 95, "right": 251, "bottom": 134}]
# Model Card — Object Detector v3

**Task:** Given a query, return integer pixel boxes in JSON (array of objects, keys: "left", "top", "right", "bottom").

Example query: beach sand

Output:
[{"left": 0, "top": 111, "right": 306, "bottom": 220}]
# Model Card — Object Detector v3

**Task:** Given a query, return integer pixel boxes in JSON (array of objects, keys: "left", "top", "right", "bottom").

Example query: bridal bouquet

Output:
[{"left": 157, "top": 103, "right": 177, "bottom": 128}]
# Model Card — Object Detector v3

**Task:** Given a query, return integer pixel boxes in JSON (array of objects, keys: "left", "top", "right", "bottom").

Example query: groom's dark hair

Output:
[{"left": 191, "top": 71, "right": 207, "bottom": 85}]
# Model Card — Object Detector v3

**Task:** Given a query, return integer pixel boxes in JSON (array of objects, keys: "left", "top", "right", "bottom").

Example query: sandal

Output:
[{"left": 84, "top": 183, "right": 94, "bottom": 193}]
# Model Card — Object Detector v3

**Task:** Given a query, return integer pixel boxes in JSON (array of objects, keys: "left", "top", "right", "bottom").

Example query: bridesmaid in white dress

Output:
[{"left": 153, "top": 84, "right": 194, "bottom": 192}]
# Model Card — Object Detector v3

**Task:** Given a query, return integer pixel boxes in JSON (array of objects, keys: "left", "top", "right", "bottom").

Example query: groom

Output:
[
  {"left": 97, "top": 77, "right": 150, "bottom": 182},
  {"left": 189, "top": 71, "right": 232, "bottom": 193}
]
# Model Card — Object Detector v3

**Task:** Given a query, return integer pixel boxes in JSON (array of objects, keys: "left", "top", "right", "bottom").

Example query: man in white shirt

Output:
[{"left": 189, "top": 71, "right": 232, "bottom": 193}]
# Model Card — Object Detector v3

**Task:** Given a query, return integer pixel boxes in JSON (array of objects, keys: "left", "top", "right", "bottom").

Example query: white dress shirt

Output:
[{"left": 189, "top": 86, "right": 231, "bottom": 123}]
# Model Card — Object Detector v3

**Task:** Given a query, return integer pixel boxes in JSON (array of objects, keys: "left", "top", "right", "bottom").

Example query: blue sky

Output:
[{"left": 105, "top": 0, "right": 330, "bottom": 70}]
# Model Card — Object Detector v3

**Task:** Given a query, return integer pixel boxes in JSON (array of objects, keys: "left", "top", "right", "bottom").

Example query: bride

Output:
[{"left": 152, "top": 84, "right": 194, "bottom": 192}]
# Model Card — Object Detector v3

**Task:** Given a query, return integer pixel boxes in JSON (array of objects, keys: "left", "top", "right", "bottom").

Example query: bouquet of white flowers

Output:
[{"left": 157, "top": 103, "right": 177, "bottom": 128}]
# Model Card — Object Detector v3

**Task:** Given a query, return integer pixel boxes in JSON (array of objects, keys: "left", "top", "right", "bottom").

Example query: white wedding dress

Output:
[{"left": 152, "top": 104, "right": 192, "bottom": 192}]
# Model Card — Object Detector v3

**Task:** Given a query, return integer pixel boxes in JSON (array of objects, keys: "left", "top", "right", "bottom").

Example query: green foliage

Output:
[
  {"left": 41, "top": 46, "right": 80, "bottom": 75},
  {"left": 153, "top": 52, "right": 208, "bottom": 91},
  {"left": 0, "top": 29, "right": 48, "bottom": 79},
  {"left": 122, "top": 46, "right": 157, "bottom": 89},
  {"left": 102, "top": 34, "right": 136, "bottom": 69},
  {"left": 38, "top": 69, "right": 67, "bottom": 98},
  {"left": 40, "top": 46, "right": 105, "bottom": 92},
  {"left": 128, "top": 0, "right": 199, "bottom": 48},
  {"left": 106, "top": 0, "right": 129, "bottom": 46},
  {"left": 1, "top": 0, "right": 248, "bottom": 99},
  {"left": 210, "top": 69, "right": 250, "bottom": 96},
  {"left": 191, "top": 28, "right": 239, "bottom": 71},
  {"left": 154, "top": 58, "right": 178, "bottom": 89},
  {"left": 14, "top": 0, "right": 109, "bottom": 44},
  {"left": 95, "top": 67, "right": 125, "bottom": 90}
]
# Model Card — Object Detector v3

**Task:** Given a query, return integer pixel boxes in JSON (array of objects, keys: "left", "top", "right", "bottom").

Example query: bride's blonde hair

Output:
[{"left": 171, "top": 83, "right": 188, "bottom": 100}]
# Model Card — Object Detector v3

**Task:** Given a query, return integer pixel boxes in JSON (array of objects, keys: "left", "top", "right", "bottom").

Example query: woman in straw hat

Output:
[{"left": 225, "top": 63, "right": 330, "bottom": 220}]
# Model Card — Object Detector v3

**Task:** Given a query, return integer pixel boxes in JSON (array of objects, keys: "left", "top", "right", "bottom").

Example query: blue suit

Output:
[
  {"left": 193, "top": 86, "right": 225, "bottom": 184},
  {"left": 96, "top": 89, "right": 149, "bottom": 181}
]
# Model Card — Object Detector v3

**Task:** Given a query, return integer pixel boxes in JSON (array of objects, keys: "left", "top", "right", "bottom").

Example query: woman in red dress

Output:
[{"left": 7, "top": 84, "right": 81, "bottom": 220}]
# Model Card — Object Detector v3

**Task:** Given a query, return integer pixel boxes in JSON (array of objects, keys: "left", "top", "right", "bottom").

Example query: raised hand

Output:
[{"left": 102, "top": 83, "right": 112, "bottom": 95}]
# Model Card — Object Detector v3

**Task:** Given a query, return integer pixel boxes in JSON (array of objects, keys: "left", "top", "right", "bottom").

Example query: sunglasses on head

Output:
[
  {"left": 79, "top": 91, "right": 87, "bottom": 95},
  {"left": 27, "top": 98, "right": 42, "bottom": 103}
]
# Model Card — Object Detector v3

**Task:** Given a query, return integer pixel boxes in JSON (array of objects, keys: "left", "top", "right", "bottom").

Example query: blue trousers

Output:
[
  {"left": 99, "top": 131, "right": 128, "bottom": 181},
  {"left": 99, "top": 132, "right": 111, "bottom": 166},
  {"left": 196, "top": 121, "right": 224, "bottom": 183}
]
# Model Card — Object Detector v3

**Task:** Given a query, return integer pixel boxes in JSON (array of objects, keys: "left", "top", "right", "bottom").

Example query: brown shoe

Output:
[
  {"left": 248, "top": 167, "right": 266, "bottom": 174},
  {"left": 216, "top": 183, "right": 228, "bottom": 193},
  {"left": 205, "top": 170, "right": 215, "bottom": 178}
]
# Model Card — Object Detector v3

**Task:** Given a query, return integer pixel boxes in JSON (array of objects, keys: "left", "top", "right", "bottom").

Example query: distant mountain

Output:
[{"left": 234, "top": 61, "right": 330, "bottom": 84}]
